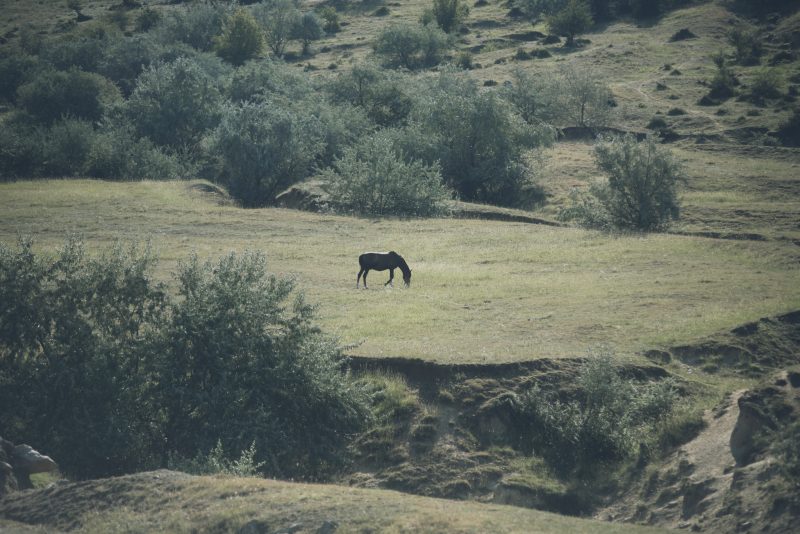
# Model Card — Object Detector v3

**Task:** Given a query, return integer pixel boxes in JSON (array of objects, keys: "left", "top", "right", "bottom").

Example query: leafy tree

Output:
[
  {"left": 210, "top": 100, "right": 325, "bottom": 207},
  {"left": 151, "top": 0, "right": 230, "bottom": 52},
  {"left": 125, "top": 57, "right": 222, "bottom": 148},
  {"left": 0, "top": 53, "right": 41, "bottom": 103},
  {"left": 40, "top": 116, "right": 96, "bottom": 177},
  {"left": 292, "top": 11, "right": 323, "bottom": 56},
  {"left": 543, "top": 64, "right": 613, "bottom": 129},
  {"left": 727, "top": 25, "right": 762, "bottom": 66},
  {"left": 548, "top": 0, "right": 593, "bottom": 46},
  {"left": 410, "top": 70, "right": 553, "bottom": 204},
  {"left": 227, "top": 58, "right": 313, "bottom": 102},
  {"left": 214, "top": 8, "right": 265, "bottom": 65},
  {"left": 16, "top": 67, "right": 120, "bottom": 124},
  {"left": 430, "top": 0, "right": 469, "bottom": 34},
  {"left": 322, "top": 133, "right": 451, "bottom": 216},
  {"left": 326, "top": 62, "right": 416, "bottom": 126},
  {"left": 319, "top": 6, "right": 340, "bottom": 34},
  {"left": 97, "top": 33, "right": 163, "bottom": 96},
  {"left": 253, "top": 0, "right": 301, "bottom": 57},
  {"left": 593, "top": 134, "right": 684, "bottom": 231},
  {"left": 374, "top": 23, "right": 451, "bottom": 70}
]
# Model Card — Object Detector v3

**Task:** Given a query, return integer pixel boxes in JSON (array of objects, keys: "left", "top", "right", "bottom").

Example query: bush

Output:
[
  {"left": 0, "top": 115, "right": 44, "bottom": 180},
  {"left": 151, "top": 0, "right": 230, "bottom": 52},
  {"left": 253, "top": 0, "right": 301, "bottom": 57},
  {"left": 0, "top": 53, "right": 41, "bottom": 104},
  {"left": 97, "top": 34, "right": 163, "bottom": 97},
  {"left": 728, "top": 25, "right": 762, "bottom": 66},
  {"left": 40, "top": 117, "right": 96, "bottom": 177},
  {"left": 593, "top": 134, "right": 684, "bottom": 231},
  {"left": 543, "top": 64, "right": 613, "bottom": 129},
  {"left": 39, "top": 25, "right": 119, "bottom": 72},
  {"left": 374, "top": 23, "right": 451, "bottom": 70},
  {"left": 17, "top": 67, "right": 121, "bottom": 125},
  {"left": 322, "top": 133, "right": 452, "bottom": 216},
  {"left": 430, "top": 0, "right": 469, "bottom": 33},
  {"left": 410, "top": 69, "right": 553, "bottom": 205},
  {"left": 502, "top": 67, "right": 554, "bottom": 125},
  {"left": 167, "top": 440, "right": 264, "bottom": 477},
  {"left": 776, "top": 108, "right": 800, "bottom": 147},
  {"left": 125, "top": 57, "right": 222, "bottom": 148},
  {"left": 548, "top": 0, "right": 593, "bottom": 46},
  {"left": 135, "top": 7, "right": 162, "bottom": 32},
  {"left": 292, "top": 11, "right": 324, "bottom": 56},
  {"left": 326, "top": 62, "right": 416, "bottom": 126},
  {"left": 0, "top": 239, "right": 370, "bottom": 480},
  {"left": 214, "top": 8, "right": 265, "bottom": 65},
  {"left": 210, "top": 100, "right": 325, "bottom": 207},
  {"left": 748, "top": 68, "right": 783, "bottom": 103},
  {"left": 319, "top": 6, "right": 340, "bottom": 34},
  {"left": 513, "top": 0, "right": 565, "bottom": 20},
  {"left": 707, "top": 53, "right": 737, "bottom": 101},
  {"left": 518, "top": 351, "right": 677, "bottom": 474},
  {"left": 228, "top": 58, "right": 313, "bottom": 102}
]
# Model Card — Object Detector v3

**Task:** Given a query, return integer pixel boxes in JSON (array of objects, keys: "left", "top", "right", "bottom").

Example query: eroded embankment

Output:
[{"left": 342, "top": 310, "right": 800, "bottom": 526}]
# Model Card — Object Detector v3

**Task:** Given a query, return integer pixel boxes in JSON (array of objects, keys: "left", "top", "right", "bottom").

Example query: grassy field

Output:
[
  {"left": 0, "top": 470, "right": 670, "bottom": 533},
  {"left": 1, "top": 179, "right": 798, "bottom": 364}
]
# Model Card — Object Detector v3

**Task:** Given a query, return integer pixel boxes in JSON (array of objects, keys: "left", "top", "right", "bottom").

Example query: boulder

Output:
[{"left": 0, "top": 436, "right": 57, "bottom": 497}]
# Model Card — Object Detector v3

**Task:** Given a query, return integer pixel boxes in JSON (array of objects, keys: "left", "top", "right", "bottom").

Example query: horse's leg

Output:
[
  {"left": 363, "top": 269, "right": 369, "bottom": 289},
  {"left": 385, "top": 268, "right": 394, "bottom": 287},
  {"left": 357, "top": 268, "right": 364, "bottom": 288}
]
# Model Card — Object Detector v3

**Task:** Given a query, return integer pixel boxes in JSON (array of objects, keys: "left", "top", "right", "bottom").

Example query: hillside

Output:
[{"left": 1, "top": 0, "right": 800, "bottom": 532}]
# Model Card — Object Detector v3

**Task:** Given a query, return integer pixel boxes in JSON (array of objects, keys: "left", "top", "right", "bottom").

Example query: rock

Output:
[
  {"left": 0, "top": 437, "right": 57, "bottom": 497},
  {"left": 13, "top": 444, "right": 58, "bottom": 474}
]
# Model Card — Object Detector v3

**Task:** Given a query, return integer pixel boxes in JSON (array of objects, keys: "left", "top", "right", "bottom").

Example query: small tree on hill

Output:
[
  {"left": 430, "top": 0, "right": 469, "bottom": 34},
  {"left": 548, "top": 0, "right": 592, "bottom": 46},
  {"left": 254, "top": 0, "right": 301, "bottom": 58},
  {"left": 593, "top": 134, "right": 684, "bottom": 231},
  {"left": 292, "top": 12, "right": 323, "bottom": 56},
  {"left": 214, "top": 8, "right": 265, "bottom": 66}
]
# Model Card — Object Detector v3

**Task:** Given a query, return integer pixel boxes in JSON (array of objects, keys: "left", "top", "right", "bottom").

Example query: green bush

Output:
[
  {"left": 518, "top": 352, "right": 677, "bottom": 474},
  {"left": 0, "top": 114, "right": 44, "bottom": 180},
  {"left": 228, "top": 58, "right": 313, "bottom": 102},
  {"left": 0, "top": 238, "right": 370, "bottom": 480},
  {"left": 319, "top": 6, "right": 340, "bottom": 33},
  {"left": 125, "top": 57, "right": 222, "bottom": 148},
  {"left": 748, "top": 68, "right": 783, "bottom": 103},
  {"left": 593, "top": 134, "right": 684, "bottom": 231},
  {"left": 210, "top": 100, "right": 325, "bottom": 206},
  {"left": 214, "top": 8, "right": 265, "bottom": 66},
  {"left": 135, "top": 7, "right": 162, "bottom": 32},
  {"left": 97, "top": 34, "right": 163, "bottom": 97},
  {"left": 253, "top": 0, "right": 301, "bottom": 57},
  {"left": 167, "top": 440, "right": 265, "bottom": 477},
  {"left": 0, "top": 53, "right": 41, "bottom": 104},
  {"left": 707, "top": 52, "right": 737, "bottom": 101},
  {"left": 39, "top": 25, "right": 119, "bottom": 72},
  {"left": 16, "top": 67, "right": 121, "bottom": 125},
  {"left": 502, "top": 67, "right": 555, "bottom": 125},
  {"left": 548, "top": 0, "right": 593, "bottom": 46},
  {"left": 410, "top": 69, "right": 553, "bottom": 205},
  {"left": 152, "top": 0, "right": 230, "bottom": 52},
  {"left": 322, "top": 132, "right": 452, "bottom": 216},
  {"left": 326, "top": 62, "right": 416, "bottom": 126},
  {"left": 41, "top": 117, "right": 96, "bottom": 177},
  {"left": 292, "top": 11, "right": 324, "bottom": 56},
  {"left": 374, "top": 22, "right": 451, "bottom": 70},
  {"left": 430, "top": 0, "right": 469, "bottom": 33},
  {"left": 543, "top": 64, "right": 613, "bottom": 128},
  {"left": 728, "top": 26, "right": 762, "bottom": 66}
]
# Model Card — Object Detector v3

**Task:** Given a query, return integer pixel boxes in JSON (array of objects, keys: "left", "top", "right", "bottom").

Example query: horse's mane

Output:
[{"left": 391, "top": 252, "right": 410, "bottom": 275}]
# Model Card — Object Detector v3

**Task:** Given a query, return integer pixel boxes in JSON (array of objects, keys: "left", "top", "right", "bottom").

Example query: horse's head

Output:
[{"left": 403, "top": 269, "right": 412, "bottom": 287}]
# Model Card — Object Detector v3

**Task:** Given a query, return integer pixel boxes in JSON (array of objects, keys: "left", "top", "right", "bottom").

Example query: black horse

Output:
[{"left": 357, "top": 251, "right": 412, "bottom": 289}]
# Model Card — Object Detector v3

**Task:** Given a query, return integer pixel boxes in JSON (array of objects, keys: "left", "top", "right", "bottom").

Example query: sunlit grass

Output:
[{"left": 2, "top": 180, "right": 798, "bottom": 364}]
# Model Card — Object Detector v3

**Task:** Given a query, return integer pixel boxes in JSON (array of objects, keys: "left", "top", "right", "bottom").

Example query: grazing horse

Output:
[{"left": 357, "top": 251, "right": 412, "bottom": 289}]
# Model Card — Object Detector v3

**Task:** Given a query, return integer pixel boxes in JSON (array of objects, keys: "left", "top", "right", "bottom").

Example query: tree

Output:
[
  {"left": 292, "top": 12, "right": 323, "bottom": 56},
  {"left": 543, "top": 64, "right": 613, "bottom": 129},
  {"left": 374, "top": 23, "right": 450, "bottom": 70},
  {"left": 210, "top": 100, "right": 325, "bottom": 207},
  {"left": 125, "top": 57, "right": 222, "bottom": 148},
  {"left": 322, "top": 133, "right": 451, "bottom": 216},
  {"left": 548, "top": 0, "right": 593, "bottom": 46},
  {"left": 592, "top": 135, "right": 684, "bottom": 231},
  {"left": 254, "top": 0, "right": 301, "bottom": 57},
  {"left": 214, "top": 9, "right": 265, "bottom": 65},
  {"left": 430, "top": 0, "right": 469, "bottom": 34}
]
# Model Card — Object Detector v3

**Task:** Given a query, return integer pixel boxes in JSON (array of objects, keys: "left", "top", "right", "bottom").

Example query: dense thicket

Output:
[{"left": 0, "top": 238, "right": 369, "bottom": 480}]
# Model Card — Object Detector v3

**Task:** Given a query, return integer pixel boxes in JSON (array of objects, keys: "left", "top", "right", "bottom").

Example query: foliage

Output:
[
  {"left": 776, "top": 108, "right": 800, "bottom": 147},
  {"left": 548, "top": 0, "right": 593, "bottom": 46},
  {"left": 0, "top": 237, "right": 168, "bottom": 478},
  {"left": 0, "top": 53, "right": 41, "bottom": 104},
  {"left": 292, "top": 12, "right": 324, "bottom": 56},
  {"left": 513, "top": 0, "right": 566, "bottom": 20},
  {"left": 227, "top": 58, "right": 313, "bottom": 102},
  {"left": 374, "top": 23, "right": 451, "bottom": 70},
  {"left": 0, "top": 239, "right": 370, "bottom": 480},
  {"left": 97, "top": 34, "right": 163, "bottom": 97},
  {"left": 214, "top": 9, "right": 265, "bottom": 66},
  {"left": 40, "top": 116, "right": 96, "bottom": 177},
  {"left": 125, "top": 57, "right": 222, "bottom": 149},
  {"left": 39, "top": 23, "right": 122, "bottom": 72},
  {"left": 253, "top": 0, "right": 301, "bottom": 57},
  {"left": 707, "top": 52, "right": 737, "bottom": 100},
  {"left": 135, "top": 7, "right": 162, "bottom": 32},
  {"left": 319, "top": 6, "right": 340, "bottom": 33},
  {"left": 502, "top": 67, "right": 555, "bottom": 125},
  {"left": 542, "top": 64, "right": 613, "bottom": 129},
  {"left": 517, "top": 351, "right": 678, "bottom": 474},
  {"left": 429, "top": 0, "right": 469, "bottom": 34},
  {"left": 167, "top": 440, "right": 265, "bottom": 477},
  {"left": 0, "top": 115, "right": 44, "bottom": 180},
  {"left": 325, "top": 62, "right": 416, "bottom": 126},
  {"left": 557, "top": 183, "right": 613, "bottom": 230},
  {"left": 409, "top": 70, "right": 553, "bottom": 205},
  {"left": 747, "top": 68, "right": 783, "bottom": 103},
  {"left": 727, "top": 25, "right": 762, "bottom": 66},
  {"left": 322, "top": 132, "right": 452, "bottom": 217},
  {"left": 592, "top": 134, "right": 684, "bottom": 231},
  {"left": 209, "top": 99, "right": 325, "bottom": 207},
  {"left": 16, "top": 67, "right": 120, "bottom": 125},
  {"left": 151, "top": 0, "right": 230, "bottom": 52}
]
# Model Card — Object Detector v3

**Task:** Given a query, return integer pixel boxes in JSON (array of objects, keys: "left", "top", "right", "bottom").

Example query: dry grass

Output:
[{"left": 1, "top": 179, "right": 798, "bottom": 364}]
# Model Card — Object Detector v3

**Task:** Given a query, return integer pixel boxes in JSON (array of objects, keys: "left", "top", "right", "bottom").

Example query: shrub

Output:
[
  {"left": 322, "top": 133, "right": 452, "bottom": 216},
  {"left": 548, "top": 0, "right": 593, "bottom": 46},
  {"left": 151, "top": 0, "right": 230, "bottom": 51},
  {"left": 518, "top": 351, "right": 677, "bottom": 474},
  {"left": 0, "top": 237, "right": 168, "bottom": 478},
  {"left": 16, "top": 67, "right": 121, "bottom": 125},
  {"left": 374, "top": 23, "right": 451, "bottom": 70},
  {"left": 319, "top": 6, "right": 340, "bottom": 33},
  {"left": 292, "top": 12, "right": 324, "bottom": 56},
  {"left": 776, "top": 108, "right": 800, "bottom": 147},
  {"left": 228, "top": 58, "right": 313, "bottom": 102},
  {"left": 326, "top": 62, "right": 416, "bottom": 126},
  {"left": 0, "top": 53, "right": 41, "bottom": 104},
  {"left": 253, "top": 0, "right": 302, "bottom": 57},
  {"left": 135, "top": 7, "right": 162, "bottom": 32},
  {"left": 748, "top": 68, "right": 783, "bottom": 103},
  {"left": 513, "top": 0, "right": 565, "bottom": 20},
  {"left": 97, "top": 34, "right": 163, "bottom": 96},
  {"left": 543, "top": 64, "right": 613, "bottom": 129},
  {"left": 214, "top": 8, "right": 265, "bottom": 65},
  {"left": 0, "top": 239, "right": 371, "bottom": 480},
  {"left": 0, "top": 115, "right": 44, "bottom": 180},
  {"left": 210, "top": 100, "right": 325, "bottom": 207},
  {"left": 40, "top": 117, "right": 96, "bottom": 177},
  {"left": 410, "top": 70, "right": 553, "bottom": 205},
  {"left": 430, "top": 0, "right": 470, "bottom": 33},
  {"left": 167, "top": 440, "right": 265, "bottom": 477},
  {"left": 39, "top": 24, "right": 120, "bottom": 72},
  {"left": 728, "top": 25, "right": 762, "bottom": 66},
  {"left": 502, "top": 67, "right": 554, "bottom": 125},
  {"left": 592, "top": 134, "right": 684, "bottom": 231},
  {"left": 707, "top": 52, "right": 737, "bottom": 101},
  {"left": 125, "top": 57, "right": 222, "bottom": 148}
]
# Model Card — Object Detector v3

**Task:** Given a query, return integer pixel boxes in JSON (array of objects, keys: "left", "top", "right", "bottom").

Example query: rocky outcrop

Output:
[{"left": 0, "top": 437, "right": 57, "bottom": 498}]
